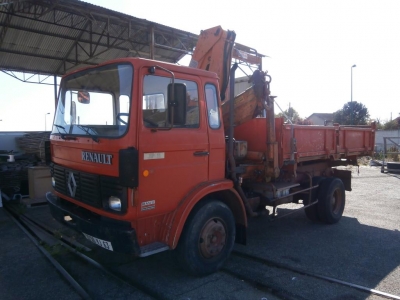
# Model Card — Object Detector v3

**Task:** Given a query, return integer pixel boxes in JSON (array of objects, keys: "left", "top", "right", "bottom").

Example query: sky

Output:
[{"left": 1, "top": 0, "right": 400, "bottom": 131}]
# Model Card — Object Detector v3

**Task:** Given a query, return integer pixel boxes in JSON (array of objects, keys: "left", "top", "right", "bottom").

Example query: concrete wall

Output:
[{"left": 375, "top": 130, "right": 400, "bottom": 152}]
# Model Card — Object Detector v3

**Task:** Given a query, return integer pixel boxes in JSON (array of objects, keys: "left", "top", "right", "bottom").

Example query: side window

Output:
[
  {"left": 185, "top": 87, "right": 199, "bottom": 127},
  {"left": 118, "top": 95, "right": 130, "bottom": 125},
  {"left": 205, "top": 84, "right": 220, "bottom": 129},
  {"left": 143, "top": 75, "right": 199, "bottom": 128}
]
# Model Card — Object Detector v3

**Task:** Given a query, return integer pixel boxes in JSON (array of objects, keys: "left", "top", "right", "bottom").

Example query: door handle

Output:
[{"left": 193, "top": 151, "right": 209, "bottom": 156}]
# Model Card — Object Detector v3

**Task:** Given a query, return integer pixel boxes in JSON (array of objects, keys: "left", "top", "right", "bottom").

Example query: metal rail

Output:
[
  {"left": 230, "top": 251, "right": 400, "bottom": 300},
  {"left": 4, "top": 203, "right": 170, "bottom": 300},
  {"left": 3, "top": 206, "right": 91, "bottom": 299}
]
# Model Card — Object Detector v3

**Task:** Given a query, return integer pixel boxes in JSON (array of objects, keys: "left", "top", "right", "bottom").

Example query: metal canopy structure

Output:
[{"left": 0, "top": 0, "right": 199, "bottom": 79}]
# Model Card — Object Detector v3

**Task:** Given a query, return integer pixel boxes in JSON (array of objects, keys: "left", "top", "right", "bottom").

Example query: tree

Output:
[
  {"left": 383, "top": 119, "right": 400, "bottom": 130},
  {"left": 333, "top": 101, "right": 370, "bottom": 125},
  {"left": 375, "top": 118, "right": 383, "bottom": 130},
  {"left": 276, "top": 107, "right": 300, "bottom": 123}
]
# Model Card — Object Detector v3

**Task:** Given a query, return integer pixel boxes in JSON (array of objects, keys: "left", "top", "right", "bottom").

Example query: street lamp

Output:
[
  {"left": 351, "top": 64, "right": 356, "bottom": 125},
  {"left": 45, "top": 112, "right": 50, "bottom": 131}
]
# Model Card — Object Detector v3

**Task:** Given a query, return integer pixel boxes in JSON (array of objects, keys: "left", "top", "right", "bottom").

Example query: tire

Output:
[
  {"left": 303, "top": 177, "right": 324, "bottom": 222},
  {"left": 176, "top": 200, "right": 235, "bottom": 276},
  {"left": 317, "top": 178, "right": 345, "bottom": 224}
]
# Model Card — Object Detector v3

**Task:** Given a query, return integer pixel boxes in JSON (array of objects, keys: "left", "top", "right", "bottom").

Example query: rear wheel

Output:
[
  {"left": 176, "top": 200, "right": 235, "bottom": 276},
  {"left": 317, "top": 178, "right": 345, "bottom": 224}
]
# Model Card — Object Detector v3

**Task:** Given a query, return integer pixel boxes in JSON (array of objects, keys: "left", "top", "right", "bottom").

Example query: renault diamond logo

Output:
[{"left": 67, "top": 172, "right": 77, "bottom": 197}]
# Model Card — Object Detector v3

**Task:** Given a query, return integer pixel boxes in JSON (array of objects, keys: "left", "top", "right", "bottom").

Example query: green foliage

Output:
[
  {"left": 374, "top": 151, "right": 384, "bottom": 160},
  {"left": 375, "top": 121, "right": 383, "bottom": 130},
  {"left": 388, "top": 146, "right": 399, "bottom": 162},
  {"left": 383, "top": 120, "right": 400, "bottom": 130},
  {"left": 42, "top": 242, "right": 68, "bottom": 256},
  {"left": 333, "top": 101, "right": 370, "bottom": 125},
  {"left": 275, "top": 106, "right": 312, "bottom": 125},
  {"left": 12, "top": 203, "right": 27, "bottom": 215},
  {"left": 276, "top": 107, "right": 300, "bottom": 123}
]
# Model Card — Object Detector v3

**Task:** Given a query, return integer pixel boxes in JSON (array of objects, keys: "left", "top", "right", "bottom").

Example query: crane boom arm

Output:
[
  {"left": 189, "top": 26, "right": 265, "bottom": 101},
  {"left": 189, "top": 26, "right": 236, "bottom": 100}
]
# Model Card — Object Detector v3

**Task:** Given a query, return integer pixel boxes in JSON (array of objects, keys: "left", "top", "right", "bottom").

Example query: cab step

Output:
[{"left": 139, "top": 242, "right": 169, "bottom": 257}]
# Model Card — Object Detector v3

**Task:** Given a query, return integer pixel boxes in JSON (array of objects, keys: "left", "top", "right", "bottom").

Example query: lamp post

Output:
[
  {"left": 351, "top": 64, "right": 356, "bottom": 125},
  {"left": 45, "top": 113, "right": 50, "bottom": 131}
]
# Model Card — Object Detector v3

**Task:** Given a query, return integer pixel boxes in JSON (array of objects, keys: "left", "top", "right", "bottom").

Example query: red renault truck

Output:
[{"left": 46, "top": 26, "right": 375, "bottom": 275}]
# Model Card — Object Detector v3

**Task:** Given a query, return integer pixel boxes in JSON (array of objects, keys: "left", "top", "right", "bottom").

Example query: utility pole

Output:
[{"left": 351, "top": 65, "right": 356, "bottom": 125}]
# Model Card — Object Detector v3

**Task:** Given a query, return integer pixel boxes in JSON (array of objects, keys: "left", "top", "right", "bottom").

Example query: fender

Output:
[{"left": 163, "top": 179, "right": 247, "bottom": 249}]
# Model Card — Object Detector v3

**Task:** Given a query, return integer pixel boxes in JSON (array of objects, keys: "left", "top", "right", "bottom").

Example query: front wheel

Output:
[
  {"left": 317, "top": 178, "right": 346, "bottom": 224},
  {"left": 176, "top": 200, "right": 235, "bottom": 276}
]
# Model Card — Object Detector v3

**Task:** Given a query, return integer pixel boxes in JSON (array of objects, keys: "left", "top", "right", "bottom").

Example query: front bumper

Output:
[{"left": 46, "top": 192, "right": 140, "bottom": 254}]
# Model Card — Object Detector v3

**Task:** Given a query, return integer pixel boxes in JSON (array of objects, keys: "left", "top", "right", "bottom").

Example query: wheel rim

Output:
[
  {"left": 330, "top": 188, "right": 343, "bottom": 215},
  {"left": 199, "top": 218, "right": 227, "bottom": 258}
]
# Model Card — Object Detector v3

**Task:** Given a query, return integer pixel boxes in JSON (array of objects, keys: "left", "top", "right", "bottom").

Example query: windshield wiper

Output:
[
  {"left": 76, "top": 125, "right": 99, "bottom": 143},
  {"left": 54, "top": 124, "right": 66, "bottom": 133},
  {"left": 54, "top": 124, "right": 77, "bottom": 140},
  {"left": 54, "top": 124, "right": 68, "bottom": 140}
]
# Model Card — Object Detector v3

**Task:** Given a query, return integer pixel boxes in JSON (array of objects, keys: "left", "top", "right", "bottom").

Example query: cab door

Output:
[{"left": 138, "top": 71, "right": 209, "bottom": 216}]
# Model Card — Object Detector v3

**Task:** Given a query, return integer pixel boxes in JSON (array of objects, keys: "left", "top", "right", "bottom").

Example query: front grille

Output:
[{"left": 52, "top": 164, "right": 122, "bottom": 210}]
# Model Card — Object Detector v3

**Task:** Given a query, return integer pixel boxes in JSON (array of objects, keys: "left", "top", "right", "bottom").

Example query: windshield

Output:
[{"left": 52, "top": 63, "right": 133, "bottom": 138}]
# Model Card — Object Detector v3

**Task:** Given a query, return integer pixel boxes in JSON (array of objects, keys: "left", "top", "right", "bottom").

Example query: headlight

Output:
[
  {"left": 51, "top": 177, "right": 56, "bottom": 187},
  {"left": 108, "top": 196, "right": 121, "bottom": 211}
]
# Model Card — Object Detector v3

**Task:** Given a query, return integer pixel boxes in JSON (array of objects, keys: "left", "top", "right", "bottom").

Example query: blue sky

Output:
[{"left": 1, "top": 0, "right": 399, "bottom": 131}]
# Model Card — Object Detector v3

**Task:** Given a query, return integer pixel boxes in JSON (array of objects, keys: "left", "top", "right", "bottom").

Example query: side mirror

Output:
[
  {"left": 78, "top": 91, "right": 90, "bottom": 104},
  {"left": 168, "top": 83, "right": 186, "bottom": 125}
]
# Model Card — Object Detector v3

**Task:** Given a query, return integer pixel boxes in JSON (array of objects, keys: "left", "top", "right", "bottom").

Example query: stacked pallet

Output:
[{"left": 16, "top": 132, "right": 50, "bottom": 163}]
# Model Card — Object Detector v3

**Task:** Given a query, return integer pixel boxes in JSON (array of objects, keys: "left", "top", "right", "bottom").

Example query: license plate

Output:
[{"left": 83, "top": 233, "right": 114, "bottom": 251}]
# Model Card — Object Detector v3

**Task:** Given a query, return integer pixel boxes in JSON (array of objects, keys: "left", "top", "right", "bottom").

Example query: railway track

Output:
[
  {"left": 224, "top": 250, "right": 400, "bottom": 300},
  {"left": 4, "top": 202, "right": 162, "bottom": 300},
  {"left": 3, "top": 202, "right": 279, "bottom": 300}
]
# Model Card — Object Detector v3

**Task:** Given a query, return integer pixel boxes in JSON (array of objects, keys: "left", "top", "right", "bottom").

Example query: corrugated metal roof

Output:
[{"left": 0, "top": 0, "right": 199, "bottom": 76}]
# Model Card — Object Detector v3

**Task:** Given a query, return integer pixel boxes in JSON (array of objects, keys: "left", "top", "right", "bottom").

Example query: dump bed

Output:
[
  {"left": 234, "top": 118, "right": 375, "bottom": 165},
  {"left": 221, "top": 87, "right": 258, "bottom": 130}
]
